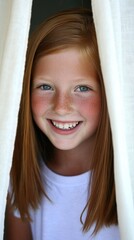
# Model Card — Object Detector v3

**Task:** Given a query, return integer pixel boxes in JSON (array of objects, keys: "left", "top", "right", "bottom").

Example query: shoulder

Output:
[{"left": 5, "top": 196, "right": 33, "bottom": 240}]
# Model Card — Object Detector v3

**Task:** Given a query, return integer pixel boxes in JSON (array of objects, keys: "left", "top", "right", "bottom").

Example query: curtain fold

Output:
[
  {"left": 92, "top": 1, "right": 134, "bottom": 239},
  {"left": 0, "top": 0, "right": 33, "bottom": 239}
]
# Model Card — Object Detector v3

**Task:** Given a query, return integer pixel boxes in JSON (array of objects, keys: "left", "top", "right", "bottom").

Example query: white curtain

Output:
[
  {"left": 0, "top": 0, "right": 134, "bottom": 239},
  {"left": 92, "top": 0, "right": 134, "bottom": 239},
  {"left": 0, "top": 0, "right": 33, "bottom": 239}
]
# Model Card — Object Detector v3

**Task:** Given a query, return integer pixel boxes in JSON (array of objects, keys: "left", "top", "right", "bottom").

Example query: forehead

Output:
[
  {"left": 35, "top": 48, "right": 95, "bottom": 71},
  {"left": 33, "top": 48, "right": 98, "bottom": 81}
]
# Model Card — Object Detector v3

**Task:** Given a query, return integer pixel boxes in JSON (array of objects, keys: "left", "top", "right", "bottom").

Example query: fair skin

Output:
[
  {"left": 5, "top": 197, "right": 32, "bottom": 240},
  {"left": 31, "top": 48, "right": 101, "bottom": 175},
  {"left": 6, "top": 48, "right": 101, "bottom": 239}
]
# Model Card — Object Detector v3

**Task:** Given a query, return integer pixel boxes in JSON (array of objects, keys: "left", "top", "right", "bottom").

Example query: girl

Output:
[{"left": 6, "top": 8, "right": 120, "bottom": 240}]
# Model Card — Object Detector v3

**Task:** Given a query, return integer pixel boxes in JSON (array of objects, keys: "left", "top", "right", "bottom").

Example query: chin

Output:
[{"left": 52, "top": 141, "right": 77, "bottom": 151}]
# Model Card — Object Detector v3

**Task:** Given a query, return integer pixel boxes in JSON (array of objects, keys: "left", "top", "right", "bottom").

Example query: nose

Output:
[{"left": 53, "top": 92, "right": 73, "bottom": 115}]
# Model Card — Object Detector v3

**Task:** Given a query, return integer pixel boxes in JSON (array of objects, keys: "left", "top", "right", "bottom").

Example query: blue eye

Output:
[
  {"left": 40, "top": 84, "right": 53, "bottom": 91},
  {"left": 75, "top": 86, "right": 91, "bottom": 92}
]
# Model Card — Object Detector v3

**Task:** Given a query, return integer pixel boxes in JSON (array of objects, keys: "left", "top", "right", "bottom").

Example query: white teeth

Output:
[{"left": 52, "top": 121, "right": 79, "bottom": 130}]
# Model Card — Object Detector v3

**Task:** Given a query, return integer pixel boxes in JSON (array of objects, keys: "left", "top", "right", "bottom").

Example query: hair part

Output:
[{"left": 11, "top": 8, "right": 117, "bottom": 234}]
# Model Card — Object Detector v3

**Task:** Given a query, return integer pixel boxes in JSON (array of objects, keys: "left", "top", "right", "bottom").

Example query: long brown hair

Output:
[{"left": 11, "top": 8, "right": 117, "bottom": 234}]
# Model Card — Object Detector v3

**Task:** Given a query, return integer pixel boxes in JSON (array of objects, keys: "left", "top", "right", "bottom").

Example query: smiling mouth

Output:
[{"left": 51, "top": 120, "right": 80, "bottom": 130}]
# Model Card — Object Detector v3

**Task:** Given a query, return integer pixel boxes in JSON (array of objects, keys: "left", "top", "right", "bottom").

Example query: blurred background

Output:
[{"left": 30, "top": 0, "right": 91, "bottom": 31}]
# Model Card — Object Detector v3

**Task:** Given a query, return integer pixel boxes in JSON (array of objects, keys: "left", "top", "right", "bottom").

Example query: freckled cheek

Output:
[
  {"left": 88, "top": 99, "right": 101, "bottom": 120},
  {"left": 31, "top": 94, "right": 50, "bottom": 116},
  {"left": 74, "top": 97, "right": 101, "bottom": 119}
]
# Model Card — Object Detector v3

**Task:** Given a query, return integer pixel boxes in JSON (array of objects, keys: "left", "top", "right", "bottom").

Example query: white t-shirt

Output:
[{"left": 25, "top": 163, "right": 120, "bottom": 240}]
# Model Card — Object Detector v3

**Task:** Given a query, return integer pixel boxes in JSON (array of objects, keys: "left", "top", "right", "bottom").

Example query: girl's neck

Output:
[{"left": 46, "top": 140, "right": 94, "bottom": 176}]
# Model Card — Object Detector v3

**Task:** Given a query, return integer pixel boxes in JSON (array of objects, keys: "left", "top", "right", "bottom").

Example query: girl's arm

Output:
[{"left": 5, "top": 198, "right": 33, "bottom": 240}]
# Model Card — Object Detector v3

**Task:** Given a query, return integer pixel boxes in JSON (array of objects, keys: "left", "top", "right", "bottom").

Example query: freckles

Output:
[
  {"left": 91, "top": 96, "right": 101, "bottom": 108},
  {"left": 89, "top": 99, "right": 101, "bottom": 118},
  {"left": 78, "top": 97, "right": 101, "bottom": 118},
  {"left": 31, "top": 95, "right": 48, "bottom": 115},
  {"left": 31, "top": 95, "right": 39, "bottom": 112}
]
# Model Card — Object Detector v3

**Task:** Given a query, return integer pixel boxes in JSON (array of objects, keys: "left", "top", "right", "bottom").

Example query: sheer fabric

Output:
[
  {"left": 92, "top": 1, "right": 134, "bottom": 239},
  {"left": 0, "top": 0, "right": 32, "bottom": 238}
]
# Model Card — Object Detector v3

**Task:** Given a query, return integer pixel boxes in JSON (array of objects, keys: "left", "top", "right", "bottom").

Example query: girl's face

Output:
[{"left": 31, "top": 48, "right": 101, "bottom": 151}]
